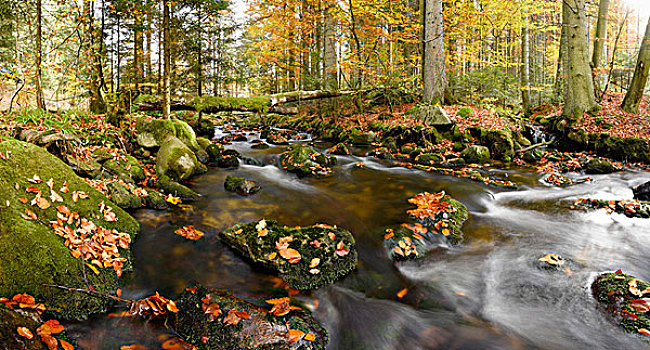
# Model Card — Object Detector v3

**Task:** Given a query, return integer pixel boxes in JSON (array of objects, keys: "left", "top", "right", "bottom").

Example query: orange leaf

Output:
[
  {"left": 41, "top": 334, "right": 58, "bottom": 350},
  {"left": 396, "top": 288, "right": 408, "bottom": 298},
  {"left": 17, "top": 326, "right": 33, "bottom": 339},
  {"left": 60, "top": 339, "right": 74, "bottom": 350},
  {"left": 288, "top": 329, "right": 305, "bottom": 343}
]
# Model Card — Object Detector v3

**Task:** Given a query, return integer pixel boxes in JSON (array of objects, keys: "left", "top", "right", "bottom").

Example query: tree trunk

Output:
[
  {"left": 621, "top": 18, "right": 650, "bottom": 114},
  {"left": 422, "top": 0, "right": 446, "bottom": 105},
  {"left": 162, "top": 0, "right": 171, "bottom": 118},
  {"left": 145, "top": 8, "right": 152, "bottom": 78},
  {"left": 35, "top": 0, "right": 46, "bottom": 110},
  {"left": 521, "top": 13, "right": 531, "bottom": 114},
  {"left": 591, "top": 0, "right": 610, "bottom": 98},
  {"left": 323, "top": 0, "right": 337, "bottom": 90},
  {"left": 197, "top": 4, "right": 203, "bottom": 96},
  {"left": 84, "top": 0, "right": 106, "bottom": 113},
  {"left": 134, "top": 1, "right": 144, "bottom": 90},
  {"left": 562, "top": 0, "right": 598, "bottom": 118}
]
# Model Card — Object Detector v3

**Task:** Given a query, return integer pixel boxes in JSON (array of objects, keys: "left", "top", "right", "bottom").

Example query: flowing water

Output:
[{"left": 70, "top": 128, "right": 650, "bottom": 350}]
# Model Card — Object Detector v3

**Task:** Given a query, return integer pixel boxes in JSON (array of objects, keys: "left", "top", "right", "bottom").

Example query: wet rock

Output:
[
  {"left": 193, "top": 119, "right": 216, "bottom": 139},
  {"left": 584, "top": 158, "right": 617, "bottom": 174},
  {"left": 277, "top": 145, "right": 336, "bottom": 177},
  {"left": 107, "top": 182, "right": 142, "bottom": 209},
  {"left": 197, "top": 137, "right": 212, "bottom": 150},
  {"left": 573, "top": 198, "right": 650, "bottom": 218},
  {"left": 326, "top": 143, "right": 350, "bottom": 156},
  {"left": 384, "top": 192, "right": 468, "bottom": 260},
  {"left": 369, "top": 147, "right": 395, "bottom": 160},
  {"left": 143, "top": 189, "right": 168, "bottom": 210},
  {"left": 442, "top": 158, "right": 466, "bottom": 167},
  {"left": 418, "top": 105, "right": 452, "bottom": 126},
  {"left": 136, "top": 117, "right": 201, "bottom": 153},
  {"left": 0, "top": 308, "right": 47, "bottom": 350},
  {"left": 156, "top": 136, "right": 200, "bottom": 182},
  {"left": 634, "top": 181, "right": 650, "bottom": 201},
  {"left": 222, "top": 149, "right": 241, "bottom": 158},
  {"left": 592, "top": 271, "right": 650, "bottom": 336},
  {"left": 536, "top": 253, "right": 565, "bottom": 270},
  {"left": 174, "top": 284, "right": 328, "bottom": 350},
  {"left": 218, "top": 154, "right": 240, "bottom": 168},
  {"left": 241, "top": 157, "right": 264, "bottom": 167},
  {"left": 469, "top": 127, "right": 515, "bottom": 161},
  {"left": 220, "top": 220, "right": 358, "bottom": 290},
  {"left": 90, "top": 148, "right": 114, "bottom": 163},
  {"left": 157, "top": 175, "right": 200, "bottom": 201},
  {"left": 415, "top": 153, "right": 443, "bottom": 166},
  {"left": 0, "top": 139, "right": 140, "bottom": 320},
  {"left": 523, "top": 149, "right": 543, "bottom": 163},
  {"left": 460, "top": 145, "right": 490, "bottom": 164},
  {"left": 224, "top": 176, "right": 261, "bottom": 196},
  {"left": 205, "top": 143, "right": 223, "bottom": 162},
  {"left": 267, "top": 132, "right": 290, "bottom": 145},
  {"left": 251, "top": 141, "right": 270, "bottom": 149}
]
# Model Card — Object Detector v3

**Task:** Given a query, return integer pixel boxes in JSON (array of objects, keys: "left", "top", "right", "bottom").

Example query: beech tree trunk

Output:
[
  {"left": 562, "top": 0, "right": 598, "bottom": 118},
  {"left": 622, "top": 18, "right": 650, "bottom": 114},
  {"left": 521, "top": 14, "right": 531, "bottom": 114},
  {"left": 422, "top": 0, "right": 446, "bottom": 105},
  {"left": 133, "top": 1, "right": 144, "bottom": 90},
  {"left": 35, "top": 0, "right": 46, "bottom": 110},
  {"left": 162, "top": 0, "right": 171, "bottom": 118},
  {"left": 323, "top": 0, "right": 338, "bottom": 90},
  {"left": 84, "top": 0, "right": 106, "bottom": 114},
  {"left": 591, "top": 0, "right": 610, "bottom": 97}
]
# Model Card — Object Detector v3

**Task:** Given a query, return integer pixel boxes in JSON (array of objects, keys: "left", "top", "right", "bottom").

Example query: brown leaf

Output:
[{"left": 41, "top": 334, "right": 58, "bottom": 350}]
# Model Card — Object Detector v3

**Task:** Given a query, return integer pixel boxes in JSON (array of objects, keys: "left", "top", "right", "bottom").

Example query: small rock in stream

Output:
[{"left": 224, "top": 176, "right": 261, "bottom": 196}]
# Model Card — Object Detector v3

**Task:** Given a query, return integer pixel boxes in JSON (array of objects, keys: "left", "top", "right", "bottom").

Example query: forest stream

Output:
[{"left": 66, "top": 126, "right": 650, "bottom": 350}]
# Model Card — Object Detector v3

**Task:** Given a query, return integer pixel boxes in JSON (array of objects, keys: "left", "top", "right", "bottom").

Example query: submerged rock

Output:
[
  {"left": 536, "top": 253, "right": 565, "bottom": 270},
  {"left": 384, "top": 192, "right": 468, "bottom": 260},
  {"left": 592, "top": 271, "right": 650, "bottom": 337},
  {"left": 224, "top": 176, "right": 261, "bottom": 196},
  {"left": 251, "top": 141, "right": 270, "bottom": 150},
  {"left": 0, "top": 139, "right": 140, "bottom": 320},
  {"left": 326, "top": 143, "right": 350, "bottom": 156},
  {"left": 220, "top": 220, "right": 357, "bottom": 290},
  {"left": 633, "top": 181, "right": 650, "bottom": 201},
  {"left": 175, "top": 284, "right": 328, "bottom": 350},
  {"left": 584, "top": 158, "right": 617, "bottom": 174},
  {"left": 460, "top": 145, "right": 490, "bottom": 164},
  {"left": 276, "top": 145, "right": 336, "bottom": 177}
]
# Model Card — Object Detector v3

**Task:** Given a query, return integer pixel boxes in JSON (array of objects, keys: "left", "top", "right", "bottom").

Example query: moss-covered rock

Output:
[
  {"left": 592, "top": 271, "right": 650, "bottom": 336},
  {"left": 142, "top": 189, "right": 168, "bottom": 210},
  {"left": 103, "top": 156, "right": 145, "bottom": 183},
  {"left": 156, "top": 136, "right": 199, "bottom": 182},
  {"left": 174, "top": 284, "right": 327, "bottom": 350},
  {"left": 634, "top": 181, "right": 650, "bottom": 202},
  {"left": 276, "top": 145, "right": 336, "bottom": 177},
  {"left": 65, "top": 156, "right": 102, "bottom": 179},
  {"left": 220, "top": 220, "right": 357, "bottom": 290},
  {"left": 326, "top": 143, "right": 350, "bottom": 156},
  {"left": 136, "top": 117, "right": 201, "bottom": 153},
  {"left": 218, "top": 154, "right": 240, "bottom": 168},
  {"left": 469, "top": 127, "right": 515, "bottom": 160},
  {"left": 523, "top": 149, "right": 543, "bottom": 163},
  {"left": 224, "top": 176, "right": 261, "bottom": 196},
  {"left": 0, "top": 308, "right": 47, "bottom": 350},
  {"left": 460, "top": 145, "right": 490, "bottom": 164},
  {"left": 417, "top": 105, "right": 452, "bottom": 126},
  {"left": 415, "top": 153, "right": 444, "bottom": 166},
  {"left": 384, "top": 192, "right": 468, "bottom": 261},
  {"left": 197, "top": 137, "right": 212, "bottom": 150},
  {"left": 251, "top": 141, "right": 270, "bottom": 150},
  {"left": 584, "top": 158, "right": 617, "bottom": 174},
  {"left": 157, "top": 175, "right": 200, "bottom": 202},
  {"left": 205, "top": 143, "right": 223, "bottom": 161},
  {"left": 106, "top": 182, "right": 142, "bottom": 209},
  {"left": 0, "top": 140, "right": 139, "bottom": 320}
]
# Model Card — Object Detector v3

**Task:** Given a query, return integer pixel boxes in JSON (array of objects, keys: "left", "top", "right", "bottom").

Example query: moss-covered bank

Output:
[{"left": 592, "top": 272, "right": 650, "bottom": 336}]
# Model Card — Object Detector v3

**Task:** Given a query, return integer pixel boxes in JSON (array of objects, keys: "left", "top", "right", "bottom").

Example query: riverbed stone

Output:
[
  {"left": 277, "top": 144, "right": 336, "bottom": 177},
  {"left": 224, "top": 176, "right": 261, "bottom": 196},
  {"left": 0, "top": 308, "right": 48, "bottom": 350},
  {"left": 634, "top": 181, "right": 650, "bottom": 201},
  {"left": 107, "top": 182, "right": 142, "bottom": 209},
  {"left": 326, "top": 143, "right": 350, "bottom": 156},
  {"left": 220, "top": 220, "right": 358, "bottom": 290},
  {"left": 103, "top": 156, "right": 145, "bottom": 183},
  {"left": 460, "top": 145, "right": 491, "bottom": 164},
  {"left": 157, "top": 175, "right": 200, "bottom": 201},
  {"left": 174, "top": 284, "right": 328, "bottom": 350},
  {"left": 584, "top": 158, "right": 617, "bottom": 174},
  {"left": 65, "top": 155, "right": 103, "bottom": 178},
  {"left": 592, "top": 271, "right": 650, "bottom": 336},
  {"left": 156, "top": 136, "right": 200, "bottom": 182},
  {"left": 0, "top": 139, "right": 140, "bottom": 320}
]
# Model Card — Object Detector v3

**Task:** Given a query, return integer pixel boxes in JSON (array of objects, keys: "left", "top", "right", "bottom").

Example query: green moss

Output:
[
  {"left": 157, "top": 175, "right": 200, "bottom": 201},
  {"left": 0, "top": 307, "right": 47, "bottom": 349},
  {"left": 220, "top": 220, "right": 358, "bottom": 290},
  {"left": 175, "top": 284, "right": 328, "bottom": 350},
  {"left": 326, "top": 143, "right": 350, "bottom": 156},
  {"left": 106, "top": 182, "right": 142, "bottom": 209},
  {"left": 277, "top": 145, "right": 335, "bottom": 177},
  {"left": 592, "top": 272, "right": 650, "bottom": 335},
  {"left": 136, "top": 117, "right": 201, "bottom": 153},
  {"left": 103, "top": 156, "right": 145, "bottom": 183},
  {"left": 0, "top": 140, "right": 139, "bottom": 320},
  {"left": 156, "top": 136, "right": 199, "bottom": 182},
  {"left": 460, "top": 145, "right": 491, "bottom": 163},
  {"left": 193, "top": 96, "right": 271, "bottom": 114}
]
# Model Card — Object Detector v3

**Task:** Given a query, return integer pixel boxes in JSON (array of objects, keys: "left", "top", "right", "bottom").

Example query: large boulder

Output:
[
  {"left": 384, "top": 192, "right": 468, "bottom": 261},
  {"left": 136, "top": 117, "right": 201, "bottom": 152},
  {"left": 156, "top": 136, "right": 200, "bottom": 182},
  {"left": 277, "top": 145, "right": 336, "bottom": 177},
  {"left": 460, "top": 145, "right": 491, "bottom": 164},
  {"left": 632, "top": 181, "right": 650, "bottom": 201},
  {"left": 469, "top": 127, "right": 516, "bottom": 161},
  {"left": 175, "top": 284, "right": 328, "bottom": 350},
  {"left": 220, "top": 220, "right": 358, "bottom": 290},
  {"left": 0, "top": 139, "right": 139, "bottom": 320},
  {"left": 103, "top": 156, "right": 145, "bottom": 183},
  {"left": 157, "top": 175, "right": 200, "bottom": 202},
  {"left": 592, "top": 271, "right": 650, "bottom": 336}
]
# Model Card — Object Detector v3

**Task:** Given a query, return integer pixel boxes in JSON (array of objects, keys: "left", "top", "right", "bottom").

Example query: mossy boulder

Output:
[
  {"left": 205, "top": 143, "right": 223, "bottom": 161},
  {"left": 142, "top": 189, "right": 168, "bottom": 210},
  {"left": 523, "top": 149, "right": 543, "bottom": 163},
  {"left": 469, "top": 127, "right": 515, "bottom": 160},
  {"left": 326, "top": 143, "right": 350, "bottom": 156},
  {"left": 157, "top": 175, "right": 200, "bottom": 202},
  {"left": 584, "top": 158, "right": 617, "bottom": 174},
  {"left": 103, "top": 156, "right": 145, "bottom": 183},
  {"left": 251, "top": 141, "right": 270, "bottom": 150},
  {"left": 218, "top": 154, "right": 240, "bottom": 168},
  {"left": 136, "top": 117, "right": 201, "bottom": 153},
  {"left": 106, "top": 182, "right": 142, "bottom": 209},
  {"left": 224, "top": 176, "right": 261, "bottom": 196},
  {"left": 156, "top": 136, "right": 200, "bottom": 182},
  {"left": 460, "top": 145, "right": 491, "bottom": 164},
  {"left": 276, "top": 145, "right": 336, "bottom": 177},
  {"left": 197, "top": 137, "right": 212, "bottom": 150},
  {"left": 592, "top": 271, "right": 650, "bottom": 336},
  {"left": 65, "top": 156, "right": 102, "bottom": 178},
  {"left": 0, "top": 308, "right": 47, "bottom": 350},
  {"left": 417, "top": 105, "right": 452, "bottom": 126},
  {"left": 220, "top": 220, "right": 357, "bottom": 290},
  {"left": 0, "top": 140, "right": 139, "bottom": 320},
  {"left": 415, "top": 153, "right": 444, "bottom": 166},
  {"left": 384, "top": 192, "right": 468, "bottom": 261},
  {"left": 174, "top": 284, "right": 327, "bottom": 350}
]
